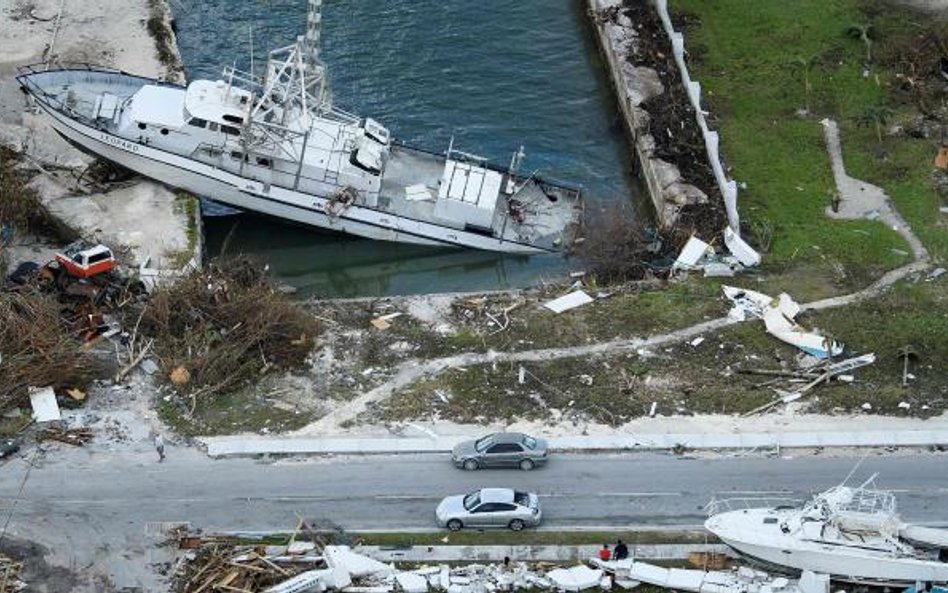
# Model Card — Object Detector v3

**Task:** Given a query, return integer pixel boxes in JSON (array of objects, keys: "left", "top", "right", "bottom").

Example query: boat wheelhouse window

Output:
[
  {"left": 348, "top": 149, "right": 381, "bottom": 175},
  {"left": 763, "top": 517, "right": 779, "bottom": 524},
  {"left": 188, "top": 118, "right": 208, "bottom": 129},
  {"left": 137, "top": 122, "right": 146, "bottom": 130},
  {"left": 220, "top": 124, "right": 240, "bottom": 136},
  {"left": 222, "top": 114, "right": 244, "bottom": 125},
  {"left": 255, "top": 157, "right": 271, "bottom": 167}
]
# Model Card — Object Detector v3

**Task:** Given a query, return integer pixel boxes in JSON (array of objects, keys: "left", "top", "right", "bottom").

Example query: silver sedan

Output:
[
  {"left": 435, "top": 487, "right": 541, "bottom": 531},
  {"left": 451, "top": 432, "right": 549, "bottom": 471}
]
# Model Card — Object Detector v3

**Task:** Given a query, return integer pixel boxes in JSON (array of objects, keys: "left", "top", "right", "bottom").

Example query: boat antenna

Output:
[
  {"left": 304, "top": 0, "right": 323, "bottom": 72},
  {"left": 840, "top": 454, "right": 868, "bottom": 487},
  {"left": 249, "top": 24, "right": 254, "bottom": 81},
  {"left": 858, "top": 472, "right": 879, "bottom": 489}
]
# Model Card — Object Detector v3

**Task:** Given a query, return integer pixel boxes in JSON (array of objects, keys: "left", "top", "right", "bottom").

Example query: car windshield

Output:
[
  {"left": 474, "top": 435, "right": 495, "bottom": 453},
  {"left": 463, "top": 491, "right": 481, "bottom": 511},
  {"left": 522, "top": 436, "right": 537, "bottom": 450},
  {"left": 514, "top": 491, "right": 531, "bottom": 506}
]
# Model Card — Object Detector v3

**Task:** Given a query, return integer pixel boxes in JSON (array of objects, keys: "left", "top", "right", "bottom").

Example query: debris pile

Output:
[
  {"left": 131, "top": 256, "right": 319, "bottom": 408},
  {"left": 620, "top": 1, "right": 728, "bottom": 236},
  {"left": 721, "top": 285, "right": 880, "bottom": 414},
  {"left": 175, "top": 539, "right": 646, "bottom": 593},
  {"left": 174, "top": 537, "right": 326, "bottom": 593},
  {"left": 37, "top": 425, "right": 94, "bottom": 446},
  {"left": 672, "top": 229, "right": 761, "bottom": 278},
  {"left": 0, "top": 553, "right": 25, "bottom": 593},
  {"left": 722, "top": 286, "right": 841, "bottom": 359},
  {"left": 593, "top": 559, "right": 829, "bottom": 593},
  {"left": 0, "top": 288, "right": 108, "bottom": 415}
]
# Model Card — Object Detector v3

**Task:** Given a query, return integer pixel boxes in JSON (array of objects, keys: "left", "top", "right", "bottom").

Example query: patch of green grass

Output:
[
  {"left": 806, "top": 278, "right": 948, "bottom": 415},
  {"left": 167, "top": 192, "right": 199, "bottom": 269},
  {"left": 502, "top": 282, "right": 725, "bottom": 351},
  {"left": 673, "top": 0, "right": 939, "bottom": 268},
  {"left": 375, "top": 278, "right": 947, "bottom": 425},
  {"left": 159, "top": 383, "right": 316, "bottom": 437}
]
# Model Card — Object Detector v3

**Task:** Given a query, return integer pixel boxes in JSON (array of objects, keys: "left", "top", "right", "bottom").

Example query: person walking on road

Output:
[
  {"left": 154, "top": 434, "right": 165, "bottom": 462},
  {"left": 614, "top": 539, "right": 629, "bottom": 560},
  {"left": 598, "top": 543, "right": 611, "bottom": 562}
]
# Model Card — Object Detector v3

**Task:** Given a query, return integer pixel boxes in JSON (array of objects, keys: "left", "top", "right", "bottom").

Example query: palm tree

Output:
[
  {"left": 846, "top": 22, "right": 876, "bottom": 64},
  {"left": 789, "top": 55, "right": 820, "bottom": 112},
  {"left": 857, "top": 105, "right": 895, "bottom": 144}
]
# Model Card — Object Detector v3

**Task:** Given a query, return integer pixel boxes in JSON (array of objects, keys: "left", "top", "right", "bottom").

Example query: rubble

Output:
[
  {"left": 722, "top": 286, "right": 843, "bottom": 358},
  {"left": 0, "top": 552, "right": 26, "bottom": 593},
  {"left": 671, "top": 228, "right": 760, "bottom": 277},
  {"left": 741, "top": 353, "right": 877, "bottom": 416},
  {"left": 547, "top": 565, "right": 603, "bottom": 591},
  {"left": 593, "top": 560, "right": 828, "bottom": 593},
  {"left": 173, "top": 528, "right": 839, "bottom": 593},
  {"left": 37, "top": 425, "right": 94, "bottom": 446},
  {"left": 324, "top": 546, "right": 393, "bottom": 578}
]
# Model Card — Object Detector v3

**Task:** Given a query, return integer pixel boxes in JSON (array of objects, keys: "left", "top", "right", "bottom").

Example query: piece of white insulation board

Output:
[{"left": 543, "top": 290, "right": 593, "bottom": 314}]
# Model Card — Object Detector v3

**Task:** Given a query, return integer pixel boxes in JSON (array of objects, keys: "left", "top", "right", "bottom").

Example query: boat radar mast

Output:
[{"left": 251, "top": 0, "right": 336, "bottom": 124}]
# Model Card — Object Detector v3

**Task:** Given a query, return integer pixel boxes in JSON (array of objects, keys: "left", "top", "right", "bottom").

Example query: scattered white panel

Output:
[
  {"left": 29, "top": 386, "right": 60, "bottom": 422},
  {"left": 543, "top": 290, "right": 593, "bottom": 314}
]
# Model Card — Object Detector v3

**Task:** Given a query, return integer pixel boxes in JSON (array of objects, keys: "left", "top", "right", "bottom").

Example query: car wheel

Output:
[
  {"left": 447, "top": 519, "right": 463, "bottom": 532},
  {"left": 463, "top": 459, "right": 479, "bottom": 471},
  {"left": 519, "top": 459, "right": 535, "bottom": 471},
  {"left": 508, "top": 519, "right": 525, "bottom": 531}
]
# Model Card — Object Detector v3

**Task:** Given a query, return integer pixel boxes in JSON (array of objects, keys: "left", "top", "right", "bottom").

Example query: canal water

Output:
[{"left": 172, "top": 0, "right": 639, "bottom": 297}]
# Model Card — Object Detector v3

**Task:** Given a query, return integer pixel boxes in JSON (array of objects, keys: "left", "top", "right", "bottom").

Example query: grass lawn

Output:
[{"left": 672, "top": 0, "right": 946, "bottom": 270}]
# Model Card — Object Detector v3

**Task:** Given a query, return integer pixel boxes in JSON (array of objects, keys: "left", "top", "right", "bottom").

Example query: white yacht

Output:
[
  {"left": 705, "top": 475, "right": 948, "bottom": 585},
  {"left": 16, "top": 2, "right": 581, "bottom": 254}
]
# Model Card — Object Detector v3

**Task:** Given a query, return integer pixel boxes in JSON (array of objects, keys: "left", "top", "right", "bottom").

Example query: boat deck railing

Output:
[{"left": 704, "top": 497, "right": 803, "bottom": 517}]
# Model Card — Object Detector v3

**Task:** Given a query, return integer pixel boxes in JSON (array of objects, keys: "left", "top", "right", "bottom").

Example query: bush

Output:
[{"left": 577, "top": 204, "right": 653, "bottom": 284}]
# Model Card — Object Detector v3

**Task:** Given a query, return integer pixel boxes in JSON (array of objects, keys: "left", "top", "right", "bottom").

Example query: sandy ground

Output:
[{"left": 0, "top": 0, "right": 193, "bottom": 270}]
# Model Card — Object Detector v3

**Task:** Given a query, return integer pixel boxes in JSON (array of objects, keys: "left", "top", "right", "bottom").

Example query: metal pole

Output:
[{"left": 295, "top": 131, "right": 310, "bottom": 190}]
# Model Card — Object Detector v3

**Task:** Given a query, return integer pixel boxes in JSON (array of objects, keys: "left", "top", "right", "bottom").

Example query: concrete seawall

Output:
[{"left": 585, "top": 0, "right": 714, "bottom": 229}]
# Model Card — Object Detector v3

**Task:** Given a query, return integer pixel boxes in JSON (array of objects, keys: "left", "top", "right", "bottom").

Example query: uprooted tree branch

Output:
[
  {"left": 0, "top": 289, "right": 108, "bottom": 414},
  {"left": 129, "top": 256, "right": 320, "bottom": 411}
]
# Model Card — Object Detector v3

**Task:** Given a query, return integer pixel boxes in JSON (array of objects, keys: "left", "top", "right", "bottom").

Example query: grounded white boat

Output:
[
  {"left": 17, "top": 2, "right": 581, "bottom": 254},
  {"left": 705, "top": 475, "right": 948, "bottom": 585}
]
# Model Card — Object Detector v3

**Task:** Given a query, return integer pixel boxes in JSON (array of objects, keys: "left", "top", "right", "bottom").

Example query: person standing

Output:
[
  {"left": 598, "top": 543, "right": 611, "bottom": 562},
  {"left": 614, "top": 539, "right": 629, "bottom": 561},
  {"left": 155, "top": 434, "right": 165, "bottom": 462}
]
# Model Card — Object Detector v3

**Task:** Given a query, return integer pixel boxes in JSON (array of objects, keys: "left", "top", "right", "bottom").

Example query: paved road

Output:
[{"left": 2, "top": 449, "right": 947, "bottom": 535}]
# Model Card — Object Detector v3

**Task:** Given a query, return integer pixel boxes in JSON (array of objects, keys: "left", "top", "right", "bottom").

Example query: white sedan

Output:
[{"left": 435, "top": 487, "right": 541, "bottom": 531}]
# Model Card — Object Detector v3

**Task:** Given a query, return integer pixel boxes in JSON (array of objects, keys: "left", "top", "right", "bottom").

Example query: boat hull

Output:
[
  {"left": 719, "top": 536, "right": 948, "bottom": 585},
  {"left": 706, "top": 510, "right": 948, "bottom": 586},
  {"left": 35, "top": 99, "right": 554, "bottom": 255}
]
